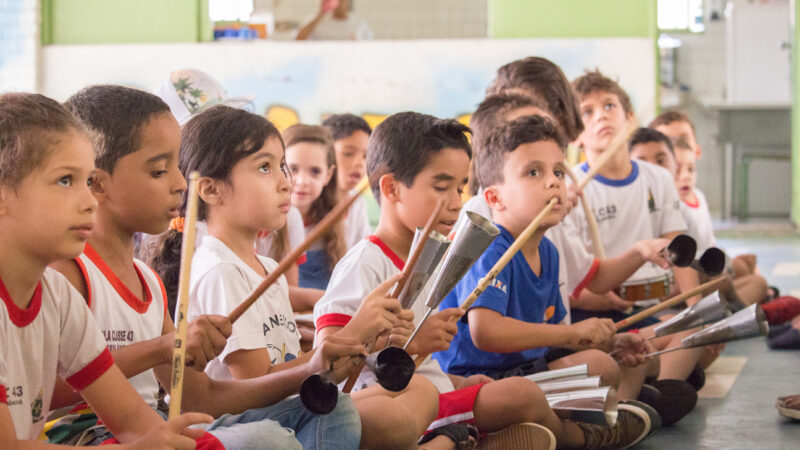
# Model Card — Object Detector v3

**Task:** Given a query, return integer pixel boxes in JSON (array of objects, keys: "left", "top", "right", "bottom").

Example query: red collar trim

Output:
[
  {"left": 683, "top": 197, "right": 700, "bottom": 209},
  {"left": 0, "top": 274, "right": 42, "bottom": 327},
  {"left": 84, "top": 243, "right": 153, "bottom": 314},
  {"left": 366, "top": 235, "right": 405, "bottom": 271}
]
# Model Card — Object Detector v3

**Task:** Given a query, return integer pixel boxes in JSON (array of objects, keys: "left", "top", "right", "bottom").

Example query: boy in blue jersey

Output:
[{"left": 434, "top": 115, "right": 654, "bottom": 398}]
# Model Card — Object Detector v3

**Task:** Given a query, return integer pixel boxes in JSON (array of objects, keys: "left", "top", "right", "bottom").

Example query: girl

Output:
[{"left": 283, "top": 124, "right": 347, "bottom": 290}]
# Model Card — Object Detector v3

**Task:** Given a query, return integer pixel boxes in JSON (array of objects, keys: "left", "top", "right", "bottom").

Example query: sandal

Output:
[
  {"left": 480, "top": 423, "right": 555, "bottom": 450},
  {"left": 419, "top": 423, "right": 479, "bottom": 450},
  {"left": 776, "top": 397, "right": 800, "bottom": 420}
]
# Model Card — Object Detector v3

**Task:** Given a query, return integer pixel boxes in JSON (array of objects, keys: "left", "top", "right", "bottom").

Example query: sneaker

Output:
[
  {"left": 480, "top": 423, "right": 556, "bottom": 450},
  {"left": 620, "top": 400, "right": 661, "bottom": 437},
  {"left": 649, "top": 380, "right": 698, "bottom": 426},
  {"left": 577, "top": 403, "right": 651, "bottom": 449}
]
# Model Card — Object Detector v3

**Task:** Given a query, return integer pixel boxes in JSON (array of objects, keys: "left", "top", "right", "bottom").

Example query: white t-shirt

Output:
[
  {"left": 194, "top": 206, "right": 306, "bottom": 263},
  {"left": 679, "top": 189, "right": 716, "bottom": 255},
  {"left": 77, "top": 245, "right": 166, "bottom": 408},
  {"left": 189, "top": 236, "right": 301, "bottom": 381},
  {"left": 460, "top": 190, "right": 597, "bottom": 324},
  {"left": 301, "top": 14, "right": 374, "bottom": 40},
  {"left": 313, "top": 236, "right": 455, "bottom": 394},
  {"left": 344, "top": 192, "right": 371, "bottom": 250},
  {"left": 0, "top": 268, "right": 112, "bottom": 440},
  {"left": 565, "top": 160, "right": 686, "bottom": 283}
]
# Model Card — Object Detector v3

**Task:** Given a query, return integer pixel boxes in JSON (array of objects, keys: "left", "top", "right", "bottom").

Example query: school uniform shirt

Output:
[
  {"left": 189, "top": 236, "right": 301, "bottom": 381},
  {"left": 313, "top": 235, "right": 455, "bottom": 394},
  {"left": 76, "top": 244, "right": 167, "bottom": 408},
  {"left": 460, "top": 189, "right": 596, "bottom": 324},
  {"left": 0, "top": 268, "right": 113, "bottom": 440},
  {"left": 344, "top": 191, "right": 371, "bottom": 249},
  {"left": 432, "top": 225, "right": 566, "bottom": 376},
  {"left": 680, "top": 188, "right": 716, "bottom": 254},
  {"left": 566, "top": 160, "right": 686, "bottom": 284}
]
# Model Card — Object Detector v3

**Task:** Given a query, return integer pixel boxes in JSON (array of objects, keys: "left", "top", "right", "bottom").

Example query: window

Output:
[
  {"left": 658, "top": 0, "right": 705, "bottom": 32},
  {"left": 209, "top": 0, "right": 254, "bottom": 22}
]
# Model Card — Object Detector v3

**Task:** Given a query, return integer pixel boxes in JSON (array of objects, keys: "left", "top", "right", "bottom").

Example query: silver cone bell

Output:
[
  {"left": 547, "top": 386, "right": 618, "bottom": 427},
  {"left": 397, "top": 228, "right": 450, "bottom": 309},
  {"left": 525, "top": 364, "right": 589, "bottom": 384},
  {"left": 539, "top": 376, "right": 602, "bottom": 394},
  {"left": 654, "top": 291, "right": 731, "bottom": 337},
  {"left": 680, "top": 303, "right": 769, "bottom": 348}
]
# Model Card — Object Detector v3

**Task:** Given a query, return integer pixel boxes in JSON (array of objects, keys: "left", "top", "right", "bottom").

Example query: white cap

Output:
[{"left": 154, "top": 68, "right": 254, "bottom": 124}]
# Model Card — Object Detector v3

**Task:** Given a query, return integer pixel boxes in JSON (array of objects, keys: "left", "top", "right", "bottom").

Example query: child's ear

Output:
[
  {"left": 325, "top": 164, "right": 337, "bottom": 185},
  {"left": 484, "top": 185, "right": 504, "bottom": 212},
  {"left": 379, "top": 173, "right": 401, "bottom": 204},
  {"left": 197, "top": 177, "right": 223, "bottom": 206},
  {"left": 91, "top": 170, "right": 111, "bottom": 199}
]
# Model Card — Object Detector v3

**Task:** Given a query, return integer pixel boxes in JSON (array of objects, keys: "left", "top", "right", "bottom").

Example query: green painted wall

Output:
[
  {"left": 488, "top": 0, "right": 658, "bottom": 38},
  {"left": 793, "top": 0, "right": 800, "bottom": 224},
  {"left": 42, "top": 0, "right": 211, "bottom": 44}
]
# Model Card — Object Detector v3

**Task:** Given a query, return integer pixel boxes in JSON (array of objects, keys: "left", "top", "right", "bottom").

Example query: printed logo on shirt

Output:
[
  {"left": 267, "top": 342, "right": 297, "bottom": 365},
  {"left": 103, "top": 329, "right": 136, "bottom": 350},
  {"left": 261, "top": 313, "right": 298, "bottom": 335},
  {"left": 593, "top": 205, "right": 617, "bottom": 224},
  {"left": 544, "top": 305, "right": 556, "bottom": 321},
  {"left": 30, "top": 388, "right": 43, "bottom": 423},
  {"left": 647, "top": 190, "right": 658, "bottom": 213},
  {"left": 5, "top": 385, "right": 23, "bottom": 407},
  {"left": 489, "top": 278, "right": 508, "bottom": 294}
]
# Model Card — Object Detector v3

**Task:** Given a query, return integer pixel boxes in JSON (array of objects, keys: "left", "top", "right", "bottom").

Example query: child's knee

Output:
[
  {"left": 406, "top": 374, "right": 440, "bottom": 423},
  {"left": 358, "top": 397, "right": 420, "bottom": 449},
  {"left": 497, "top": 377, "right": 548, "bottom": 422},
  {"left": 584, "top": 350, "right": 621, "bottom": 387}
]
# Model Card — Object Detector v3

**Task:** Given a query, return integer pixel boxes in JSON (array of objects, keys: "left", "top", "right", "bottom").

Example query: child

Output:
[
  {"left": 322, "top": 113, "right": 372, "bottom": 249},
  {"left": 316, "top": 111, "right": 657, "bottom": 449},
  {"left": 52, "top": 85, "right": 362, "bottom": 449},
  {"left": 568, "top": 71, "right": 707, "bottom": 384},
  {"left": 648, "top": 110, "right": 702, "bottom": 160},
  {"left": 284, "top": 124, "right": 348, "bottom": 290},
  {"left": 0, "top": 92, "right": 218, "bottom": 448},
  {"left": 178, "top": 105, "right": 437, "bottom": 449}
]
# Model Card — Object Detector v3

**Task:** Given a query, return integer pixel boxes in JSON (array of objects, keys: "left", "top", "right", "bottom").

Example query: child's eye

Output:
[
  {"left": 311, "top": 168, "right": 321, "bottom": 176},
  {"left": 86, "top": 175, "right": 96, "bottom": 187},
  {"left": 151, "top": 170, "right": 167, "bottom": 178},
  {"left": 433, "top": 185, "right": 448, "bottom": 192},
  {"left": 280, "top": 161, "right": 289, "bottom": 178},
  {"left": 528, "top": 169, "right": 540, "bottom": 177},
  {"left": 554, "top": 169, "right": 565, "bottom": 179},
  {"left": 259, "top": 163, "right": 271, "bottom": 175},
  {"left": 604, "top": 102, "right": 616, "bottom": 111},
  {"left": 57, "top": 175, "right": 72, "bottom": 187},
  {"left": 456, "top": 186, "right": 464, "bottom": 196},
  {"left": 581, "top": 109, "right": 592, "bottom": 119}
]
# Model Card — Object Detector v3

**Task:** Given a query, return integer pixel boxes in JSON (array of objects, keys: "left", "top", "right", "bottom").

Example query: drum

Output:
[{"left": 615, "top": 274, "right": 673, "bottom": 302}]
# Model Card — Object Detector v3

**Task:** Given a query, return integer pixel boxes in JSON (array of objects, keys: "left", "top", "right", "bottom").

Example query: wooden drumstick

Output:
[
  {"left": 168, "top": 172, "right": 201, "bottom": 420},
  {"left": 577, "top": 118, "right": 637, "bottom": 191},
  {"left": 341, "top": 199, "right": 444, "bottom": 393},
  {"left": 614, "top": 276, "right": 727, "bottom": 331},
  {"left": 227, "top": 178, "right": 369, "bottom": 324},
  {"left": 413, "top": 198, "right": 559, "bottom": 367},
  {"left": 564, "top": 165, "right": 606, "bottom": 259}
]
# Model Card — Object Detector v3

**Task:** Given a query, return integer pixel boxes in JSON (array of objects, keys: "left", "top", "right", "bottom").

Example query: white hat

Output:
[{"left": 154, "top": 68, "right": 254, "bottom": 124}]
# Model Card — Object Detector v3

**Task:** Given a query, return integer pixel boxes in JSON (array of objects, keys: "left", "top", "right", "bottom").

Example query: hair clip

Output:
[{"left": 169, "top": 217, "right": 185, "bottom": 233}]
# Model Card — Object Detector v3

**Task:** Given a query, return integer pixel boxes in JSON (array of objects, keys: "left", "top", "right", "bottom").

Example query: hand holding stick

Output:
[
  {"left": 413, "top": 198, "right": 559, "bottom": 367},
  {"left": 227, "top": 178, "right": 369, "bottom": 323},
  {"left": 168, "top": 172, "right": 201, "bottom": 420}
]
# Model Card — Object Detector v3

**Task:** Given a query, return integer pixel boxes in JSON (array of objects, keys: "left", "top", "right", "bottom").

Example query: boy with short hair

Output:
[
  {"left": 648, "top": 110, "right": 702, "bottom": 159},
  {"left": 0, "top": 92, "right": 216, "bottom": 448},
  {"left": 569, "top": 70, "right": 704, "bottom": 383},
  {"left": 316, "top": 111, "right": 656, "bottom": 449},
  {"left": 50, "top": 85, "right": 362, "bottom": 448}
]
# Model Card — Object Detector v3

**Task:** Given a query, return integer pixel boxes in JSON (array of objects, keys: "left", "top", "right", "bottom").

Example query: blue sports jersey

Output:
[{"left": 433, "top": 224, "right": 566, "bottom": 376}]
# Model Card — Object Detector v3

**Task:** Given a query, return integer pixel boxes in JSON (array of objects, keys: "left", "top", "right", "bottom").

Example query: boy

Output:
[
  {"left": 316, "top": 111, "right": 656, "bottom": 449},
  {"left": 569, "top": 71, "right": 707, "bottom": 383},
  {"left": 0, "top": 92, "right": 215, "bottom": 447},
  {"left": 648, "top": 110, "right": 702, "bottom": 160},
  {"left": 50, "top": 85, "right": 363, "bottom": 449},
  {"left": 322, "top": 113, "right": 372, "bottom": 249}
]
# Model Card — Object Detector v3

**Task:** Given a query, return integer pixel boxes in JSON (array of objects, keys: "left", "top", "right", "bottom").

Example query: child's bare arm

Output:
[
  {"left": 468, "top": 307, "right": 615, "bottom": 353},
  {"left": 288, "top": 285, "right": 325, "bottom": 312},
  {"left": 586, "top": 238, "right": 670, "bottom": 294}
]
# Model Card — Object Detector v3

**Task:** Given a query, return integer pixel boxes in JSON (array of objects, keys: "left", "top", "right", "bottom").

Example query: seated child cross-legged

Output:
[
  {"left": 316, "top": 111, "right": 655, "bottom": 449},
  {"left": 50, "top": 86, "right": 362, "bottom": 449},
  {"left": 0, "top": 92, "right": 218, "bottom": 448}
]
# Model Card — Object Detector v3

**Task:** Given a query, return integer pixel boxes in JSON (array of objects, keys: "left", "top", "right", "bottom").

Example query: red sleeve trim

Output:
[
  {"left": 66, "top": 347, "right": 114, "bottom": 391},
  {"left": 571, "top": 259, "right": 601, "bottom": 299},
  {"left": 0, "top": 385, "right": 7, "bottom": 403},
  {"left": 296, "top": 253, "right": 307, "bottom": 266},
  {"left": 315, "top": 313, "right": 352, "bottom": 331}
]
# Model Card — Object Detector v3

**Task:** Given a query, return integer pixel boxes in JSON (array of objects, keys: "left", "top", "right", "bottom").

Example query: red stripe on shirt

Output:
[
  {"left": 571, "top": 259, "right": 601, "bottom": 299},
  {"left": 66, "top": 348, "right": 114, "bottom": 391},
  {"left": 296, "top": 253, "right": 307, "bottom": 265},
  {"left": 0, "top": 276, "right": 42, "bottom": 328},
  {"left": 84, "top": 243, "right": 153, "bottom": 314},
  {"left": 366, "top": 235, "right": 405, "bottom": 271},
  {"left": 683, "top": 197, "right": 700, "bottom": 209},
  {"left": 0, "top": 385, "right": 6, "bottom": 404},
  {"left": 316, "top": 313, "right": 352, "bottom": 331}
]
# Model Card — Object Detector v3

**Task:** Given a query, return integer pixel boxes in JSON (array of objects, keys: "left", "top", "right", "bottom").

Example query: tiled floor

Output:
[{"left": 640, "top": 233, "right": 800, "bottom": 449}]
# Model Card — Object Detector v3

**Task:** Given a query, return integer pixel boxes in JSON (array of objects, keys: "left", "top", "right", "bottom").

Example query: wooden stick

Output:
[
  {"left": 227, "top": 178, "right": 369, "bottom": 323},
  {"left": 565, "top": 165, "right": 606, "bottom": 259},
  {"left": 414, "top": 198, "right": 559, "bottom": 367},
  {"left": 577, "top": 118, "right": 637, "bottom": 191},
  {"left": 168, "top": 172, "right": 201, "bottom": 420},
  {"left": 614, "top": 276, "right": 727, "bottom": 331},
  {"left": 341, "top": 199, "right": 444, "bottom": 393}
]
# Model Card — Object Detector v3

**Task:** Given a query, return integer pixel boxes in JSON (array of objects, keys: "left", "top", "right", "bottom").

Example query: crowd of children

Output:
[{"left": 1, "top": 55, "right": 793, "bottom": 449}]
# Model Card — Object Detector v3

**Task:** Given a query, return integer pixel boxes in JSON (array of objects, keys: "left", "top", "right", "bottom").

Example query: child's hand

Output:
[
  {"left": 568, "top": 317, "right": 615, "bottom": 348},
  {"left": 344, "top": 273, "right": 404, "bottom": 342},
  {"left": 312, "top": 334, "right": 368, "bottom": 379},
  {"left": 387, "top": 309, "right": 415, "bottom": 348},
  {"left": 611, "top": 333, "right": 652, "bottom": 366},
  {"left": 565, "top": 183, "right": 583, "bottom": 214},
  {"left": 131, "top": 412, "right": 212, "bottom": 449},
  {"left": 404, "top": 308, "right": 463, "bottom": 355},
  {"left": 169, "top": 315, "right": 232, "bottom": 371},
  {"left": 633, "top": 238, "right": 671, "bottom": 269},
  {"left": 603, "top": 291, "right": 636, "bottom": 312}
]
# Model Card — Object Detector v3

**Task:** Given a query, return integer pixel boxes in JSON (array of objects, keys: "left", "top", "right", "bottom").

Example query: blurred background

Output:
[{"left": 0, "top": 0, "right": 796, "bottom": 228}]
